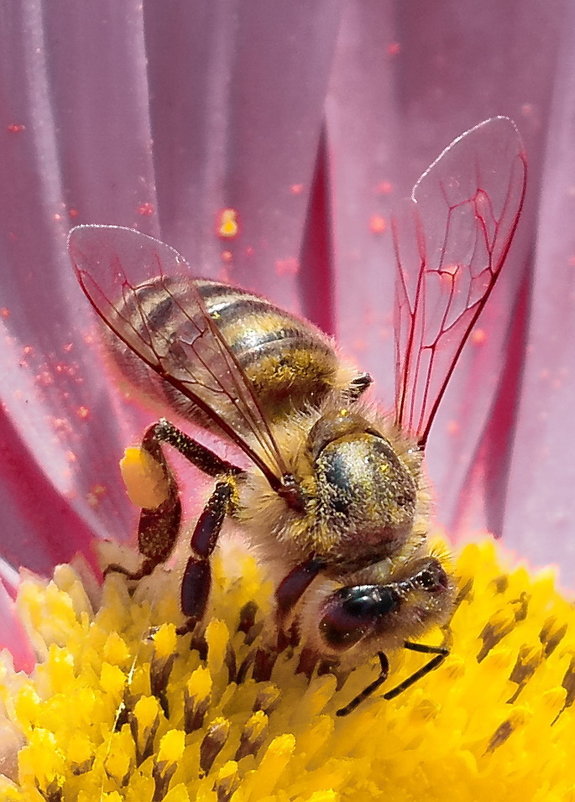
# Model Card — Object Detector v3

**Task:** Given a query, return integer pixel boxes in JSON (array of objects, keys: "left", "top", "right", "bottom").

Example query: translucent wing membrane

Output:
[
  {"left": 68, "top": 225, "right": 288, "bottom": 488},
  {"left": 392, "top": 116, "right": 527, "bottom": 447}
]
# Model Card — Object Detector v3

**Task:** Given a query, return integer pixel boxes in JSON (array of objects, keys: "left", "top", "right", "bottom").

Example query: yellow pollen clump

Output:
[
  {"left": 0, "top": 537, "right": 574, "bottom": 801},
  {"left": 120, "top": 447, "right": 170, "bottom": 509}
]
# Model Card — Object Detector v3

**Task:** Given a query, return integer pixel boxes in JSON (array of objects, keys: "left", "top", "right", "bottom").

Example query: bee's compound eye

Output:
[
  {"left": 343, "top": 594, "right": 379, "bottom": 617},
  {"left": 319, "top": 585, "right": 400, "bottom": 650}
]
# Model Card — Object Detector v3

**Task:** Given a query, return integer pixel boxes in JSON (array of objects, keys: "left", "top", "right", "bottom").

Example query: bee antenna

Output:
[{"left": 336, "top": 653, "right": 389, "bottom": 717}]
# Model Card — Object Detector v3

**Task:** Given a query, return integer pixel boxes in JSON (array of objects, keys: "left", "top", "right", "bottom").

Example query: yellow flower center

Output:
[{"left": 0, "top": 537, "right": 573, "bottom": 801}]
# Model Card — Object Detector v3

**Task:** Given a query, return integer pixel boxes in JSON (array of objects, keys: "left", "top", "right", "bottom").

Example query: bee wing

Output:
[
  {"left": 392, "top": 116, "right": 527, "bottom": 447},
  {"left": 68, "top": 225, "right": 289, "bottom": 488}
]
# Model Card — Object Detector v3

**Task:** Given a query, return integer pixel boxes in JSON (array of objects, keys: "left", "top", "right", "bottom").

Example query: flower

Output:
[
  {"left": 0, "top": 536, "right": 574, "bottom": 800},
  {"left": 1, "top": 2, "right": 574, "bottom": 798}
]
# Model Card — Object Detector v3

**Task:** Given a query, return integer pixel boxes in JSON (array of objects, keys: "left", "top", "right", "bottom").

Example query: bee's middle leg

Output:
[{"left": 179, "top": 477, "right": 238, "bottom": 633}]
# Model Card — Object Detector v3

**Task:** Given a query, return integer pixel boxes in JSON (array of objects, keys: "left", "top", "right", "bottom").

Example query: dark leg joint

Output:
[{"left": 148, "top": 418, "right": 244, "bottom": 478}]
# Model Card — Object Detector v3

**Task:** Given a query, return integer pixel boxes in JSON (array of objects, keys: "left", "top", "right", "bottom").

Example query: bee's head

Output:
[
  {"left": 315, "top": 556, "right": 455, "bottom": 660},
  {"left": 307, "top": 409, "right": 420, "bottom": 560}
]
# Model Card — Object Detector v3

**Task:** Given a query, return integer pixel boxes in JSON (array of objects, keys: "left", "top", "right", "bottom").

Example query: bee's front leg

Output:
[
  {"left": 106, "top": 418, "right": 244, "bottom": 582},
  {"left": 274, "top": 557, "right": 327, "bottom": 649},
  {"left": 248, "top": 558, "right": 327, "bottom": 682}
]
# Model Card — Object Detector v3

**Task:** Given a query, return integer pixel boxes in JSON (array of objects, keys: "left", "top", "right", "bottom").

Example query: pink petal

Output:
[
  {"left": 0, "top": 3, "right": 344, "bottom": 573},
  {"left": 0, "top": 578, "right": 35, "bottom": 672}
]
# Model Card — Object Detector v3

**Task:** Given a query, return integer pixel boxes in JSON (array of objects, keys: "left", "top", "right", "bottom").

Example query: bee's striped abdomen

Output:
[
  {"left": 108, "top": 276, "right": 354, "bottom": 442},
  {"left": 195, "top": 280, "right": 341, "bottom": 422}
]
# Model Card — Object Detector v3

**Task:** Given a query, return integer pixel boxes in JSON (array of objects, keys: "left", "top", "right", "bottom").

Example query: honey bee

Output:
[{"left": 68, "top": 116, "right": 526, "bottom": 715}]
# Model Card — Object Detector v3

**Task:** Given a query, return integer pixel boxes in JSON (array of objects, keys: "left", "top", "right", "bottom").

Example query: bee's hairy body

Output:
[
  {"left": 70, "top": 120, "right": 526, "bottom": 712},
  {"left": 109, "top": 275, "right": 451, "bottom": 670},
  {"left": 238, "top": 403, "right": 426, "bottom": 576}
]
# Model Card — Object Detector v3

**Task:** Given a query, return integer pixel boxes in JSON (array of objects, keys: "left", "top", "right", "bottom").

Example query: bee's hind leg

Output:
[
  {"left": 104, "top": 422, "right": 183, "bottom": 581},
  {"left": 106, "top": 417, "right": 244, "bottom": 586}
]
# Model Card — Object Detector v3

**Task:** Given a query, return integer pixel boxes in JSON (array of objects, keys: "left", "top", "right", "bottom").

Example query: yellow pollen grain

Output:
[
  {"left": 218, "top": 208, "right": 239, "bottom": 238},
  {"left": 67, "top": 733, "right": 93, "bottom": 766},
  {"left": 52, "top": 563, "right": 94, "bottom": 616},
  {"left": 297, "top": 715, "right": 334, "bottom": 764},
  {"left": 18, "top": 728, "right": 63, "bottom": 789},
  {"left": 163, "top": 784, "right": 191, "bottom": 802},
  {"left": 104, "top": 728, "right": 134, "bottom": 781},
  {"left": 152, "top": 622, "right": 178, "bottom": 658},
  {"left": 244, "top": 710, "right": 268, "bottom": 740},
  {"left": 246, "top": 734, "right": 295, "bottom": 796},
  {"left": 102, "top": 630, "right": 131, "bottom": 666},
  {"left": 217, "top": 760, "right": 238, "bottom": 782},
  {"left": 99, "top": 662, "right": 126, "bottom": 697},
  {"left": 13, "top": 685, "right": 41, "bottom": 732},
  {"left": 205, "top": 618, "right": 228, "bottom": 676},
  {"left": 120, "top": 446, "right": 170, "bottom": 508}
]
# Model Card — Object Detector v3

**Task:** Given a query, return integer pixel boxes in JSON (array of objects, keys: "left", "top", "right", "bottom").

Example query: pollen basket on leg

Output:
[{"left": 120, "top": 446, "right": 170, "bottom": 509}]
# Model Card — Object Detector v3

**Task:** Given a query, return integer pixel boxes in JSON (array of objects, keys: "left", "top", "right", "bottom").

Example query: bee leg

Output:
[
  {"left": 336, "top": 653, "right": 390, "bottom": 717},
  {"left": 105, "top": 427, "right": 182, "bottom": 581},
  {"left": 178, "top": 478, "right": 237, "bottom": 634},
  {"left": 346, "top": 372, "right": 372, "bottom": 401},
  {"left": 148, "top": 418, "right": 245, "bottom": 478},
  {"left": 104, "top": 498, "right": 182, "bottom": 581},
  {"left": 107, "top": 418, "right": 244, "bottom": 582},
  {"left": 275, "top": 557, "right": 327, "bottom": 650}
]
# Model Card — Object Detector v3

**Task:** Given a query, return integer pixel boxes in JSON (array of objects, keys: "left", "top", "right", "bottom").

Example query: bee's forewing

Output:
[{"left": 392, "top": 116, "right": 527, "bottom": 447}]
